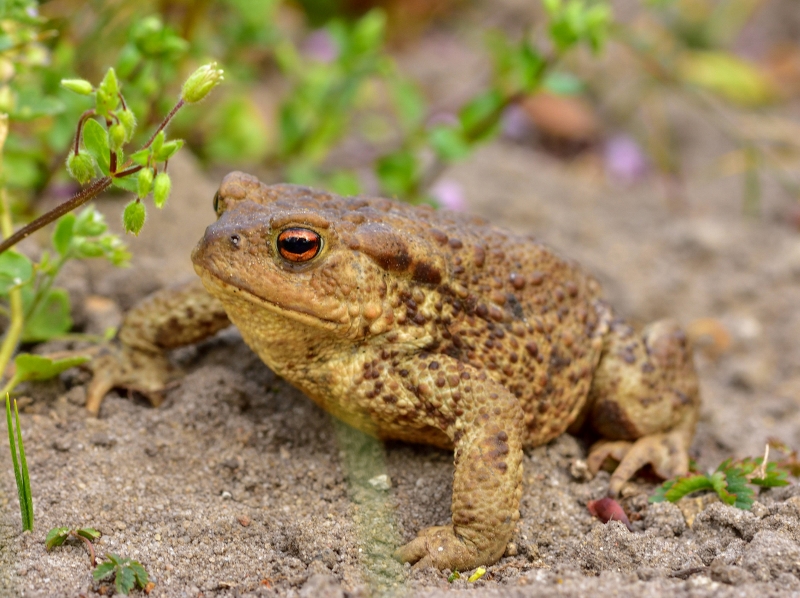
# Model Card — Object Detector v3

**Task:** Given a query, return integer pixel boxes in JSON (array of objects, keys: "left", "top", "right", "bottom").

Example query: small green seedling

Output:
[
  {"left": 6, "top": 394, "right": 32, "bottom": 531},
  {"left": 93, "top": 553, "right": 149, "bottom": 596},
  {"left": 46, "top": 526, "right": 102, "bottom": 566},
  {"left": 447, "top": 570, "right": 460, "bottom": 582},
  {"left": 650, "top": 447, "right": 790, "bottom": 510}
]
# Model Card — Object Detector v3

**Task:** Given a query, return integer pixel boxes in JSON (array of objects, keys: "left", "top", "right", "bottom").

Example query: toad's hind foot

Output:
[
  {"left": 587, "top": 429, "right": 690, "bottom": 496},
  {"left": 394, "top": 526, "right": 483, "bottom": 571}
]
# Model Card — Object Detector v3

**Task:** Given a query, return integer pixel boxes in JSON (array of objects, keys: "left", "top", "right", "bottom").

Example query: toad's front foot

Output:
[
  {"left": 86, "top": 344, "right": 179, "bottom": 415},
  {"left": 394, "top": 525, "right": 485, "bottom": 571}
]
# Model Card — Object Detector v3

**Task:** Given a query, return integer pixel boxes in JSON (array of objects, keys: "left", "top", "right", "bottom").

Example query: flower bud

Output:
[
  {"left": 122, "top": 200, "right": 146, "bottom": 235},
  {"left": 66, "top": 151, "right": 96, "bottom": 185},
  {"left": 109, "top": 123, "right": 126, "bottom": 152},
  {"left": 61, "top": 79, "right": 94, "bottom": 95},
  {"left": 181, "top": 62, "right": 224, "bottom": 103},
  {"left": 153, "top": 172, "right": 171, "bottom": 208},
  {"left": 137, "top": 167, "right": 153, "bottom": 198}
]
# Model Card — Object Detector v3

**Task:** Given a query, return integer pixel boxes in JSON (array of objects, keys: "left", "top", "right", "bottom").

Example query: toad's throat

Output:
[{"left": 193, "top": 264, "right": 341, "bottom": 329}]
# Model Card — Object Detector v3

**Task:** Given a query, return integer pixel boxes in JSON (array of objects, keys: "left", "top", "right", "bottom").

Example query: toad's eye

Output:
[
  {"left": 277, "top": 228, "right": 321, "bottom": 262},
  {"left": 213, "top": 191, "right": 222, "bottom": 216}
]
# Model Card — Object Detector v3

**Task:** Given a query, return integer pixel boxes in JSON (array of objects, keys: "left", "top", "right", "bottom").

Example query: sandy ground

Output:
[{"left": 2, "top": 2, "right": 800, "bottom": 596}]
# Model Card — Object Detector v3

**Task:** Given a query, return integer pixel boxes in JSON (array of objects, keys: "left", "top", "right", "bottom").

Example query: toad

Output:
[{"left": 88, "top": 172, "right": 699, "bottom": 571}]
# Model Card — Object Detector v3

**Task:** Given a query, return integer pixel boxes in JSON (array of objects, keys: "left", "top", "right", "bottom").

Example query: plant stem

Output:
[
  {"left": 0, "top": 176, "right": 112, "bottom": 255},
  {"left": 142, "top": 98, "right": 184, "bottom": 150},
  {"left": 75, "top": 532, "right": 97, "bottom": 567},
  {"left": 0, "top": 114, "right": 23, "bottom": 382}
]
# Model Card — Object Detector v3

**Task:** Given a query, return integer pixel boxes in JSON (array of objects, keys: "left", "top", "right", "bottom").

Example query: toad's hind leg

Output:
[{"left": 585, "top": 318, "right": 700, "bottom": 495}]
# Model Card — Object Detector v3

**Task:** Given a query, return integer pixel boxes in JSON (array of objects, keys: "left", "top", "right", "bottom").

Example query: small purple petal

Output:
[
  {"left": 302, "top": 30, "right": 339, "bottom": 64},
  {"left": 502, "top": 104, "right": 535, "bottom": 141},
  {"left": 604, "top": 135, "right": 648, "bottom": 184},
  {"left": 430, "top": 179, "right": 466, "bottom": 211}
]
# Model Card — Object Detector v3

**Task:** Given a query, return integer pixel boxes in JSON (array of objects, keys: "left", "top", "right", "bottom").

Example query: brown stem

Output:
[
  {"left": 117, "top": 92, "right": 127, "bottom": 111},
  {"left": 142, "top": 98, "right": 185, "bottom": 150},
  {"left": 114, "top": 164, "right": 144, "bottom": 179},
  {"left": 74, "top": 110, "right": 97, "bottom": 155},
  {"left": 110, "top": 151, "right": 117, "bottom": 175},
  {"left": 0, "top": 177, "right": 112, "bottom": 254},
  {"left": 73, "top": 532, "right": 97, "bottom": 568}
]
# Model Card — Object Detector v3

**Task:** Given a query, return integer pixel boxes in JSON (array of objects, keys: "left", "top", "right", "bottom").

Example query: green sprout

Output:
[
  {"left": 6, "top": 394, "right": 32, "bottom": 531},
  {"left": 46, "top": 526, "right": 102, "bottom": 566},
  {"left": 93, "top": 553, "right": 150, "bottom": 596},
  {"left": 650, "top": 447, "right": 790, "bottom": 510}
]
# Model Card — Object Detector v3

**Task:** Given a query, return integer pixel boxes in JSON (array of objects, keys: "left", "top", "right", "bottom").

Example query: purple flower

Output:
[
  {"left": 430, "top": 179, "right": 466, "bottom": 211},
  {"left": 604, "top": 135, "right": 648, "bottom": 184},
  {"left": 302, "top": 30, "right": 339, "bottom": 64},
  {"left": 501, "top": 104, "right": 535, "bottom": 141}
]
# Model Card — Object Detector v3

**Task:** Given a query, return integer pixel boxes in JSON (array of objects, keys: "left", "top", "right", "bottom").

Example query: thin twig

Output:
[
  {"left": 74, "top": 110, "right": 97, "bottom": 155},
  {"left": 75, "top": 532, "right": 97, "bottom": 567},
  {"left": 0, "top": 177, "right": 112, "bottom": 255},
  {"left": 0, "top": 115, "right": 23, "bottom": 383},
  {"left": 142, "top": 98, "right": 184, "bottom": 150}
]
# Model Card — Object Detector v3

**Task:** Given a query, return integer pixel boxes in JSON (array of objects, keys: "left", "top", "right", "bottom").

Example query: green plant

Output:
[
  {"left": 6, "top": 394, "right": 32, "bottom": 531},
  {"left": 266, "top": 0, "right": 610, "bottom": 203},
  {"left": 0, "top": 62, "right": 223, "bottom": 401},
  {"left": 46, "top": 526, "right": 102, "bottom": 566},
  {"left": 93, "top": 553, "right": 150, "bottom": 596},
  {"left": 650, "top": 453, "right": 790, "bottom": 510}
]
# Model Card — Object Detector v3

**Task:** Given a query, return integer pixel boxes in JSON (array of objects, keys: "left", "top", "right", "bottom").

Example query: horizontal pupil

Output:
[{"left": 282, "top": 237, "right": 316, "bottom": 254}]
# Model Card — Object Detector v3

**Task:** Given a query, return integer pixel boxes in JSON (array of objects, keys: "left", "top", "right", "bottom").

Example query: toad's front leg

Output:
[
  {"left": 385, "top": 357, "right": 524, "bottom": 570},
  {"left": 87, "top": 279, "right": 230, "bottom": 414}
]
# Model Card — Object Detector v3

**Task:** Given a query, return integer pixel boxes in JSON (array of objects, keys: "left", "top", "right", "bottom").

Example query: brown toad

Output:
[{"left": 89, "top": 171, "right": 699, "bottom": 571}]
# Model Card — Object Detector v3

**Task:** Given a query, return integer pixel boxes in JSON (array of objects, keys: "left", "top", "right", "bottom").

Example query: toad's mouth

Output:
[{"left": 193, "top": 263, "right": 343, "bottom": 330}]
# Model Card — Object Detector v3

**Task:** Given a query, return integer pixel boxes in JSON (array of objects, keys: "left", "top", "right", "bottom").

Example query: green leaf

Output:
[
  {"left": 376, "top": 151, "right": 417, "bottom": 197},
  {"left": 8, "top": 397, "right": 33, "bottom": 531},
  {"left": 351, "top": 9, "right": 386, "bottom": 55},
  {"left": 111, "top": 175, "right": 139, "bottom": 193},
  {"left": 12, "top": 354, "right": 89, "bottom": 384},
  {"left": 458, "top": 90, "right": 504, "bottom": 141},
  {"left": 153, "top": 139, "right": 183, "bottom": 163},
  {"left": 123, "top": 201, "right": 146, "bottom": 235},
  {"left": 752, "top": 462, "right": 790, "bottom": 488},
  {"left": 390, "top": 79, "right": 426, "bottom": 131},
  {"left": 45, "top": 527, "right": 71, "bottom": 550},
  {"left": 326, "top": 171, "right": 361, "bottom": 196},
  {"left": 21, "top": 288, "right": 73, "bottom": 342},
  {"left": 82, "top": 119, "right": 111, "bottom": 176},
  {"left": 129, "top": 561, "right": 149, "bottom": 587},
  {"left": 74, "top": 207, "right": 108, "bottom": 237},
  {"left": 92, "top": 561, "right": 115, "bottom": 581},
  {"left": 428, "top": 126, "right": 472, "bottom": 162},
  {"left": 129, "top": 148, "right": 150, "bottom": 167},
  {"left": 543, "top": 71, "right": 585, "bottom": 96},
  {"left": 649, "top": 474, "right": 715, "bottom": 503},
  {"left": 52, "top": 214, "right": 76, "bottom": 256},
  {"left": 76, "top": 528, "right": 102, "bottom": 541},
  {"left": 0, "top": 250, "right": 33, "bottom": 294},
  {"left": 678, "top": 50, "right": 777, "bottom": 107},
  {"left": 116, "top": 565, "right": 136, "bottom": 595}
]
